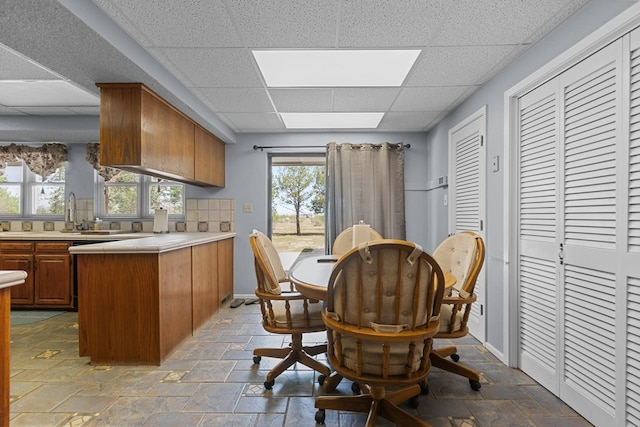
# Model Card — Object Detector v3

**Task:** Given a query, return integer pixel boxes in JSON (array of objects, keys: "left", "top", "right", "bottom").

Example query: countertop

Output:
[
  {"left": 0, "top": 270, "right": 28, "bottom": 290},
  {"left": 68, "top": 232, "right": 236, "bottom": 254},
  {"left": 0, "top": 231, "right": 154, "bottom": 241}
]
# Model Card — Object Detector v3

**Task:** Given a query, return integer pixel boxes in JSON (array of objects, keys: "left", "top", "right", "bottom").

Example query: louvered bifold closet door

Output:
[
  {"left": 558, "top": 40, "right": 621, "bottom": 426},
  {"left": 625, "top": 28, "right": 640, "bottom": 427},
  {"left": 517, "top": 78, "right": 561, "bottom": 394},
  {"left": 450, "top": 112, "right": 486, "bottom": 341}
]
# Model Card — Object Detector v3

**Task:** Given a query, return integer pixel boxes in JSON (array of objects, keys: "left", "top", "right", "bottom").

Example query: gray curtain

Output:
[{"left": 325, "top": 142, "right": 405, "bottom": 252}]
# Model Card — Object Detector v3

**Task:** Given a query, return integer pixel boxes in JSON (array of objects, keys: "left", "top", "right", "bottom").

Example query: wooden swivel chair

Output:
[
  {"left": 429, "top": 231, "right": 485, "bottom": 391},
  {"left": 249, "top": 230, "right": 331, "bottom": 389},
  {"left": 331, "top": 226, "right": 384, "bottom": 255},
  {"left": 315, "top": 240, "right": 445, "bottom": 426}
]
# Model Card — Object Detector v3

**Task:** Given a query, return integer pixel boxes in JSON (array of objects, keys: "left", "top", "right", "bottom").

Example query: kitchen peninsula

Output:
[{"left": 69, "top": 232, "right": 235, "bottom": 365}]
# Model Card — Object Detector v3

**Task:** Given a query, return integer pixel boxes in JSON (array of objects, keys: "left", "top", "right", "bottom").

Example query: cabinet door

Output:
[
  {"left": 217, "top": 238, "right": 234, "bottom": 303},
  {"left": 0, "top": 255, "right": 33, "bottom": 305},
  {"left": 194, "top": 126, "right": 225, "bottom": 187},
  {"left": 35, "top": 254, "right": 72, "bottom": 306},
  {"left": 192, "top": 242, "right": 219, "bottom": 330}
]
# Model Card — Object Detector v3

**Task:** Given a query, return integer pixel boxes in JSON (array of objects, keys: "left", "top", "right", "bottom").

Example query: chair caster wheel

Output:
[
  {"left": 469, "top": 379, "right": 481, "bottom": 391},
  {"left": 420, "top": 382, "right": 429, "bottom": 395},
  {"left": 409, "top": 395, "right": 419, "bottom": 408},
  {"left": 315, "top": 409, "right": 326, "bottom": 424},
  {"left": 351, "top": 382, "right": 361, "bottom": 394},
  {"left": 264, "top": 379, "right": 275, "bottom": 389},
  {"left": 450, "top": 353, "right": 460, "bottom": 362},
  {"left": 253, "top": 355, "right": 261, "bottom": 364},
  {"left": 318, "top": 374, "right": 326, "bottom": 386}
]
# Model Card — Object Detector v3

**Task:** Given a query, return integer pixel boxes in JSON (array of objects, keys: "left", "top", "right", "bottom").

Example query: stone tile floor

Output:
[{"left": 8, "top": 303, "right": 592, "bottom": 426}]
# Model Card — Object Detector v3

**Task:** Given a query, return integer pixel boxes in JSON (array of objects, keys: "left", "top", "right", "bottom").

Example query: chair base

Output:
[
  {"left": 429, "top": 345, "right": 481, "bottom": 387},
  {"left": 315, "top": 383, "right": 429, "bottom": 427},
  {"left": 253, "top": 333, "right": 330, "bottom": 388}
]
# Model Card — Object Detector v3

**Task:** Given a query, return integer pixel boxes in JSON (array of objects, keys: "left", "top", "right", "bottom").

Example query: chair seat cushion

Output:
[
  {"left": 334, "top": 335, "right": 425, "bottom": 376},
  {"left": 439, "top": 303, "right": 463, "bottom": 333},
  {"left": 268, "top": 299, "right": 325, "bottom": 329}
]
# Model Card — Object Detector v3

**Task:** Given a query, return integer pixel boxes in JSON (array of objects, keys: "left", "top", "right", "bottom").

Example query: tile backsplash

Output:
[
  {"left": 184, "top": 198, "right": 235, "bottom": 233},
  {"left": 0, "top": 198, "right": 235, "bottom": 233}
]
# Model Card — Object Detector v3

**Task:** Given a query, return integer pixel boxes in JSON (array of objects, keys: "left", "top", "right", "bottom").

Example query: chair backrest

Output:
[
  {"left": 250, "top": 229, "right": 288, "bottom": 295},
  {"left": 433, "top": 231, "right": 484, "bottom": 297},
  {"left": 324, "top": 240, "right": 445, "bottom": 382},
  {"left": 433, "top": 231, "right": 485, "bottom": 335},
  {"left": 332, "top": 226, "right": 384, "bottom": 255}
]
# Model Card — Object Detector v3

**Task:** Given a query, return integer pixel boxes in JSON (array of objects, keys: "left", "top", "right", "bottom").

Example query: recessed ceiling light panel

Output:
[
  {"left": 253, "top": 50, "right": 420, "bottom": 87},
  {"left": 280, "top": 112, "right": 384, "bottom": 129},
  {"left": 0, "top": 81, "right": 98, "bottom": 107}
]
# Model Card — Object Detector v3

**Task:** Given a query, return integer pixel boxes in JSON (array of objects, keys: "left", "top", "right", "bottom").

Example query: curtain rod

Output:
[{"left": 253, "top": 143, "right": 411, "bottom": 151}]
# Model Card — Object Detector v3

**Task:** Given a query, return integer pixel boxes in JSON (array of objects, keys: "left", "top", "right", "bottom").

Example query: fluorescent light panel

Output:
[
  {"left": 0, "top": 81, "right": 98, "bottom": 107},
  {"left": 280, "top": 112, "right": 384, "bottom": 129},
  {"left": 253, "top": 50, "right": 420, "bottom": 87}
]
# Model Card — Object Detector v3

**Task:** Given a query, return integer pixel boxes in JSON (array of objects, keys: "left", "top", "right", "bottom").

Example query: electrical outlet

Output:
[{"left": 243, "top": 203, "right": 253, "bottom": 213}]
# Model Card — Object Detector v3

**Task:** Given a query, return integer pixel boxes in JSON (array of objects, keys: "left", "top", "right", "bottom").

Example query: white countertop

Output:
[
  {"left": 0, "top": 231, "right": 154, "bottom": 241},
  {"left": 0, "top": 270, "right": 28, "bottom": 290},
  {"left": 68, "top": 232, "right": 236, "bottom": 254}
]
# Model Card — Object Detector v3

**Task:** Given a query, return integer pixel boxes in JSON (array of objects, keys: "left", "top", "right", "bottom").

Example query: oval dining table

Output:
[{"left": 288, "top": 254, "right": 456, "bottom": 392}]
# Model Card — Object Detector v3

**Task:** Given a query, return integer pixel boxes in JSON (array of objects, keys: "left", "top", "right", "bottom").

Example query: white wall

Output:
[{"left": 422, "top": 0, "right": 636, "bottom": 358}]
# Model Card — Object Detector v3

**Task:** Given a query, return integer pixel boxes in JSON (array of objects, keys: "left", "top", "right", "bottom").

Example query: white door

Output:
[
  {"left": 516, "top": 40, "right": 622, "bottom": 426},
  {"left": 449, "top": 107, "right": 487, "bottom": 342}
]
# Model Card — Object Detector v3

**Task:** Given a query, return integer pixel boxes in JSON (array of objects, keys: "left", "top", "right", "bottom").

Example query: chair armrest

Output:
[
  {"left": 255, "top": 289, "right": 314, "bottom": 302},
  {"left": 441, "top": 293, "right": 477, "bottom": 305},
  {"left": 322, "top": 312, "right": 439, "bottom": 342}
]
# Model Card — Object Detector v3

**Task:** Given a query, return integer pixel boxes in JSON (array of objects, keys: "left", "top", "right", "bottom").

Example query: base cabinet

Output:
[
  {"left": 0, "top": 241, "right": 73, "bottom": 308},
  {"left": 77, "top": 237, "right": 234, "bottom": 365}
]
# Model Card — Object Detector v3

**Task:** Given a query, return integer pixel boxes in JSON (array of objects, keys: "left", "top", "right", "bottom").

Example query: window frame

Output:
[
  {"left": 0, "top": 160, "right": 66, "bottom": 219},
  {"left": 96, "top": 171, "right": 185, "bottom": 219}
]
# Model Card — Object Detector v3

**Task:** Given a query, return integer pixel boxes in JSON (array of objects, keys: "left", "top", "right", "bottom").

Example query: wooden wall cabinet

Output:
[
  {"left": 98, "top": 83, "right": 225, "bottom": 187},
  {"left": 194, "top": 125, "right": 225, "bottom": 187},
  {"left": 0, "top": 241, "right": 73, "bottom": 308}
]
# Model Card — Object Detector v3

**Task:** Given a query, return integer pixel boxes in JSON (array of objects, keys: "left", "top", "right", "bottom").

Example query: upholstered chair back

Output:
[
  {"left": 324, "top": 240, "right": 445, "bottom": 381},
  {"left": 332, "top": 226, "right": 384, "bottom": 256}
]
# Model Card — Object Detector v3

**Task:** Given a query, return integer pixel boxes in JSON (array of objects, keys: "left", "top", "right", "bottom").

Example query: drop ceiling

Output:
[{"left": 0, "top": 0, "right": 590, "bottom": 144}]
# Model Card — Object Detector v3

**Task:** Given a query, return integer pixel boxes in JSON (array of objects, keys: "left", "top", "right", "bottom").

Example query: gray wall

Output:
[
  {"left": 205, "top": 132, "right": 431, "bottom": 298},
  {"left": 421, "top": 0, "right": 636, "bottom": 355}
]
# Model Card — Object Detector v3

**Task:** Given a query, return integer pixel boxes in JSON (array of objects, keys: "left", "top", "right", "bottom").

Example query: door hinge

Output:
[
  {"left": 479, "top": 220, "right": 483, "bottom": 231},
  {"left": 480, "top": 135, "right": 484, "bottom": 146},
  {"left": 480, "top": 304, "right": 484, "bottom": 316}
]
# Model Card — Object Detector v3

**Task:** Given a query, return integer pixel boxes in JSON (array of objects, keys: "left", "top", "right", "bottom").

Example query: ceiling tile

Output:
[
  {"left": 92, "top": 0, "right": 242, "bottom": 48},
  {"left": 406, "top": 45, "right": 516, "bottom": 87},
  {"left": 0, "top": 44, "right": 61, "bottom": 80},
  {"left": 224, "top": 0, "right": 339, "bottom": 47},
  {"left": 149, "top": 47, "right": 262, "bottom": 88},
  {"left": 338, "top": 0, "right": 452, "bottom": 47},
  {"left": 431, "top": 0, "right": 590, "bottom": 46},
  {"left": 378, "top": 111, "right": 442, "bottom": 131},
  {"left": 222, "top": 112, "right": 285, "bottom": 131},
  {"left": 391, "top": 86, "right": 474, "bottom": 112},
  {"left": 269, "top": 89, "right": 333, "bottom": 112},
  {"left": 0, "top": 105, "right": 25, "bottom": 115},
  {"left": 12, "top": 106, "right": 83, "bottom": 115},
  {"left": 66, "top": 106, "right": 101, "bottom": 115},
  {"left": 332, "top": 88, "right": 400, "bottom": 111},
  {"left": 194, "top": 88, "right": 274, "bottom": 113}
]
